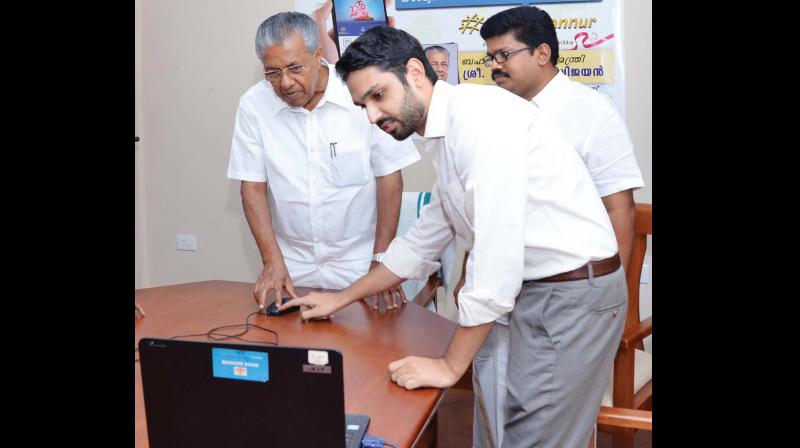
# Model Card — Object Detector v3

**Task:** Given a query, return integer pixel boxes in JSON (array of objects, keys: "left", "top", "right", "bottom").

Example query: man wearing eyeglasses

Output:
[
  {"left": 227, "top": 12, "right": 420, "bottom": 312},
  {"left": 281, "top": 26, "right": 628, "bottom": 448},
  {"left": 448, "top": 6, "right": 645, "bottom": 447},
  {"left": 424, "top": 45, "right": 450, "bottom": 83}
]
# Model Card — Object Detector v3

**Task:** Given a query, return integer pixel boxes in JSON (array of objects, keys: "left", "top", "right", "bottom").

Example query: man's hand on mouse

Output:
[
  {"left": 254, "top": 258, "right": 298, "bottom": 310},
  {"left": 279, "top": 291, "right": 348, "bottom": 321}
]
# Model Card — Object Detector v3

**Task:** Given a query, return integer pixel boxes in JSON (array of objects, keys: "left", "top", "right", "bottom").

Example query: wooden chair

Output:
[
  {"left": 597, "top": 202, "right": 653, "bottom": 448},
  {"left": 598, "top": 407, "right": 652, "bottom": 432},
  {"left": 411, "top": 269, "right": 443, "bottom": 308},
  {"left": 589, "top": 407, "right": 652, "bottom": 447}
]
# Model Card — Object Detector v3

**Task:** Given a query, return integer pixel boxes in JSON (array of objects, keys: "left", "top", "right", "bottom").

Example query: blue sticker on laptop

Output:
[{"left": 212, "top": 348, "right": 269, "bottom": 383}]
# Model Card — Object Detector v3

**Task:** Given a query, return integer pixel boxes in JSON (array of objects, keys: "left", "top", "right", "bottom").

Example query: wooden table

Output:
[{"left": 135, "top": 280, "right": 457, "bottom": 447}]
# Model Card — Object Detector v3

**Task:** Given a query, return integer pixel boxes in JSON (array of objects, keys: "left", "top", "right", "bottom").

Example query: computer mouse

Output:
[{"left": 265, "top": 299, "right": 300, "bottom": 316}]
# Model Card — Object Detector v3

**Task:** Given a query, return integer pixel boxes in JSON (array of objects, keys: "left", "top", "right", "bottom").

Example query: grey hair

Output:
[
  {"left": 255, "top": 12, "right": 320, "bottom": 60},
  {"left": 425, "top": 45, "right": 449, "bottom": 57}
]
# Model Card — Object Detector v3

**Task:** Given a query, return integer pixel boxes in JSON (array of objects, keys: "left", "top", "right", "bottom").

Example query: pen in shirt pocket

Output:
[{"left": 329, "top": 142, "right": 337, "bottom": 159}]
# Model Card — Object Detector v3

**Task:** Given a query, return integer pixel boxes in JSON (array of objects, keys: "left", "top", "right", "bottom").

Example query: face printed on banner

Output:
[{"left": 426, "top": 49, "right": 449, "bottom": 82}]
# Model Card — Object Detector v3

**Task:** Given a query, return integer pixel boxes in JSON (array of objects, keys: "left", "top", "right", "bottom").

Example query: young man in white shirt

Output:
[
  {"left": 227, "top": 12, "right": 420, "bottom": 311},
  {"left": 281, "top": 26, "right": 628, "bottom": 447},
  {"left": 455, "top": 7, "right": 646, "bottom": 446}
]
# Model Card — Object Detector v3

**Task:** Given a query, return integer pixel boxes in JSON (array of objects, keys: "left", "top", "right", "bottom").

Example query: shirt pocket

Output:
[{"left": 329, "top": 140, "right": 370, "bottom": 188}]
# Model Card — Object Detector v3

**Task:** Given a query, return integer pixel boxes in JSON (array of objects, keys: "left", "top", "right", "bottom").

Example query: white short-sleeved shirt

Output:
[
  {"left": 532, "top": 72, "right": 644, "bottom": 197},
  {"left": 382, "top": 81, "right": 617, "bottom": 327},
  {"left": 227, "top": 63, "right": 420, "bottom": 289}
]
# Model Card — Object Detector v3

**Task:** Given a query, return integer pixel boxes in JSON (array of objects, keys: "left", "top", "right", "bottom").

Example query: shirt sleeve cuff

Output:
[
  {"left": 457, "top": 291, "right": 515, "bottom": 327},
  {"left": 372, "top": 151, "right": 421, "bottom": 177},
  {"left": 382, "top": 238, "right": 441, "bottom": 280},
  {"left": 595, "top": 178, "right": 645, "bottom": 197},
  {"left": 226, "top": 169, "right": 267, "bottom": 182}
]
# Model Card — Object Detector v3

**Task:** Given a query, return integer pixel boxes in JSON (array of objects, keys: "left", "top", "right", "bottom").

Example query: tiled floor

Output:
[{"left": 436, "top": 388, "right": 652, "bottom": 448}]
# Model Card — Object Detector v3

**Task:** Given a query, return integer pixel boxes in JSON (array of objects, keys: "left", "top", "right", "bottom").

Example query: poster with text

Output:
[{"left": 297, "top": 0, "right": 626, "bottom": 116}]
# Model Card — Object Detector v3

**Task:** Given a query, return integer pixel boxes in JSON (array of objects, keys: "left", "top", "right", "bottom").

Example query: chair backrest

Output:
[
  {"left": 597, "top": 202, "right": 652, "bottom": 447},
  {"left": 397, "top": 192, "right": 456, "bottom": 304},
  {"left": 624, "top": 203, "right": 652, "bottom": 349}
]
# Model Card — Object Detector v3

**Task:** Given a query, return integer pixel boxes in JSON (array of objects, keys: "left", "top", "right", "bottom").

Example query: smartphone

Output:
[{"left": 330, "top": 0, "right": 389, "bottom": 56}]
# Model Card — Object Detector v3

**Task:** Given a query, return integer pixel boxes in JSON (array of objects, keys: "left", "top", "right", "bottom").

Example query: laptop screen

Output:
[{"left": 139, "top": 338, "right": 346, "bottom": 447}]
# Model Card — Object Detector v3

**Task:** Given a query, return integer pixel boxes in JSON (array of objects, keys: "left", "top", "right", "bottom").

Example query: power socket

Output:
[{"left": 176, "top": 234, "right": 197, "bottom": 251}]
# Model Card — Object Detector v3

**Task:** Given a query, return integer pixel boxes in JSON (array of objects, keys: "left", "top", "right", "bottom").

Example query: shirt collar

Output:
[
  {"left": 270, "top": 58, "right": 351, "bottom": 116},
  {"left": 422, "top": 80, "right": 453, "bottom": 139},
  {"left": 530, "top": 70, "right": 566, "bottom": 109},
  {"left": 317, "top": 61, "right": 355, "bottom": 109}
]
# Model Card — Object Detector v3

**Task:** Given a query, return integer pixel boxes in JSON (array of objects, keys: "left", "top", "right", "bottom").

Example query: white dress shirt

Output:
[
  {"left": 227, "top": 63, "right": 420, "bottom": 289},
  {"left": 382, "top": 81, "right": 617, "bottom": 327},
  {"left": 532, "top": 71, "right": 643, "bottom": 197}
]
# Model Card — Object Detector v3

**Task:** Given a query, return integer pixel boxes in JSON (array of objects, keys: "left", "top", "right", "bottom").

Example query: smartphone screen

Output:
[{"left": 331, "top": 0, "right": 388, "bottom": 56}]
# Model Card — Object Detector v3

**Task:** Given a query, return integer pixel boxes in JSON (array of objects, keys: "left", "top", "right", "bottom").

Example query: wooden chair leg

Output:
[{"left": 611, "top": 428, "right": 635, "bottom": 448}]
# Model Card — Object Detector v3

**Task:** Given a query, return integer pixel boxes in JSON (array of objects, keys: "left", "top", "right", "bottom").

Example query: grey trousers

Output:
[
  {"left": 472, "top": 322, "right": 510, "bottom": 448},
  {"left": 473, "top": 267, "right": 627, "bottom": 448}
]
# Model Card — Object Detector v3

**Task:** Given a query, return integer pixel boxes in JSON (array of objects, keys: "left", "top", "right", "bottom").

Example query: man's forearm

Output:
[
  {"left": 602, "top": 189, "right": 636, "bottom": 273},
  {"left": 241, "top": 181, "right": 282, "bottom": 265},
  {"left": 443, "top": 321, "right": 495, "bottom": 378},
  {"left": 373, "top": 172, "right": 403, "bottom": 254},
  {"left": 341, "top": 263, "right": 405, "bottom": 303}
]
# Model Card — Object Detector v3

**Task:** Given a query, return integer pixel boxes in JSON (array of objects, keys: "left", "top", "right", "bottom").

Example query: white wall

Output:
[{"left": 136, "top": 0, "right": 652, "bottom": 344}]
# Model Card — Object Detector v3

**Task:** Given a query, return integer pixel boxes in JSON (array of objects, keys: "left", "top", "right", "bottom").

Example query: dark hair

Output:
[
  {"left": 335, "top": 26, "right": 438, "bottom": 85},
  {"left": 480, "top": 6, "right": 559, "bottom": 66}
]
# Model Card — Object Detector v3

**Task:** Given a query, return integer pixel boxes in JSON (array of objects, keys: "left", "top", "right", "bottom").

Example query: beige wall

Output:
[
  {"left": 135, "top": 0, "right": 144, "bottom": 287},
  {"left": 136, "top": 0, "right": 652, "bottom": 339},
  {"left": 136, "top": 0, "right": 293, "bottom": 288}
]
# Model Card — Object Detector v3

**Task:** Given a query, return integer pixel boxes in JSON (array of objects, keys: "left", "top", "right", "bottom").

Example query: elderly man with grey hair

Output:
[
  {"left": 424, "top": 45, "right": 450, "bottom": 82},
  {"left": 227, "top": 12, "right": 420, "bottom": 311}
]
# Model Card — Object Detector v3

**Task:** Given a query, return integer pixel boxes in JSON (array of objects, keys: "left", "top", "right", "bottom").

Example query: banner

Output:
[{"left": 296, "top": 0, "right": 626, "bottom": 116}]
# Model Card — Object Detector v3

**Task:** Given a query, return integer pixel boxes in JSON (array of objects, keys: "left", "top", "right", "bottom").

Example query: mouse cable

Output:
[
  {"left": 135, "top": 312, "right": 280, "bottom": 362},
  {"left": 170, "top": 311, "right": 279, "bottom": 344}
]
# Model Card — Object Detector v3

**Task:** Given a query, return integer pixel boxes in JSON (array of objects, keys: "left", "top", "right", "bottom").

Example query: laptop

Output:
[{"left": 139, "top": 337, "right": 369, "bottom": 447}]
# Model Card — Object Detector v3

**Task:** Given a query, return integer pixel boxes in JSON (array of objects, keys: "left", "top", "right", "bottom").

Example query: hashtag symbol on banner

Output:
[{"left": 459, "top": 14, "right": 484, "bottom": 34}]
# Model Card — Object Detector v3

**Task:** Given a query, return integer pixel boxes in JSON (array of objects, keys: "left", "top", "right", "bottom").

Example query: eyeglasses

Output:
[
  {"left": 263, "top": 64, "right": 307, "bottom": 82},
  {"left": 483, "top": 47, "right": 533, "bottom": 66}
]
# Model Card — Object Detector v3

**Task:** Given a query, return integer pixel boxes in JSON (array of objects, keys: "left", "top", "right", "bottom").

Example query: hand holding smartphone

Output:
[{"left": 330, "top": 0, "right": 389, "bottom": 56}]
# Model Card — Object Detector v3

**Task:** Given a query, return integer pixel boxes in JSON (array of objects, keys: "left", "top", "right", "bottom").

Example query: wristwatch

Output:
[{"left": 371, "top": 252, "right": 385, "bottom": 263}]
